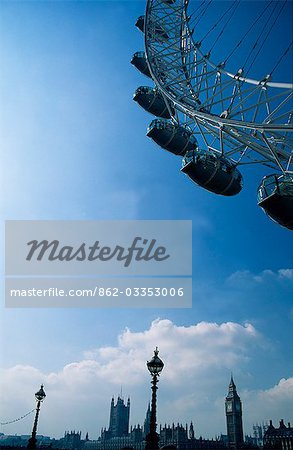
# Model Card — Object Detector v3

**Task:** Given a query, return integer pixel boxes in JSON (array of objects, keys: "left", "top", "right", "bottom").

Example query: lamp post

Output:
[
  {"left": 145, "top": 347, "right": 164, "bottom": 450},
  {"left": 27, "top": 385, "right": 46, "bottom": 449}
]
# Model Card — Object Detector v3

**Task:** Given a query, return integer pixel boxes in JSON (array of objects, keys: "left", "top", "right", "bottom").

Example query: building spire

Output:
[
  {"left": 228, "top": 373, "right": 236, "bottom": 392},
  {"left": 108, "top": 394, "right": 130, "bottom": 438},
  {"left": 225, "top": 375, "right": 244, "bottom": 447},
  {"left": 189, "top": 421, "right": 195, "bottom": 439}
]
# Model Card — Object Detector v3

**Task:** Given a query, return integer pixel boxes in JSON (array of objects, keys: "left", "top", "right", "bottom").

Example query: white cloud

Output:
[
  {"left": 84, "top": 319, "right": 259, "bottom": 384},
  {"left": 0, "top": 320, "right": 290, "bottom": 440},
  {"left": 259, "top": 377, "right": 293, "bottom": 401},
  {"left": 227, "top": 268, "right": 293, "bottom": 286},
  {"left": 278, "top": 269, "right": 293, "bottom": 280},
  {"left": 243, "top": 377, "right": 293, "bottom": 429}
]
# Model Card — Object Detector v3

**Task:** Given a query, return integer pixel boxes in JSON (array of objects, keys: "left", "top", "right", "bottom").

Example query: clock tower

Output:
[{"left": 225, "top": 376, "right": 244, "bottom": 449}]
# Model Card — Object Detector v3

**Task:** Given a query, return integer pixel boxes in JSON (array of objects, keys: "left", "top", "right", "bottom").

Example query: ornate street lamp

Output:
[
  {"left": 27, "top": 385, "right": 46, "bottom": 449},
  {"left": 145, "top": 347, "right": 164, "bottom": 450}
]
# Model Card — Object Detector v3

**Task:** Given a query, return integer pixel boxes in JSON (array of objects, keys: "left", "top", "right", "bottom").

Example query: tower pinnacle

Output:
[{"left": 225, "top": 376, "right": 244, "bottom": 449}]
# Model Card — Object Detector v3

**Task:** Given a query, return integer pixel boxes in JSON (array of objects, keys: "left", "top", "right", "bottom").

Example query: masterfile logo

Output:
[
  {"left": 5, "top": 221, "right": 192, "bottom": 308},
  {"left": 6, "top": 220, "right": 191, "bottom": 276},
  {"left": 25, "top": 236, "right": 170, "bottom": 267}
]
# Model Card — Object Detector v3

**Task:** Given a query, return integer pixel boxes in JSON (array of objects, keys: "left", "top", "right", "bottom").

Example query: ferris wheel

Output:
[{"left": 131, "top": 0, "right": 293, "bottom": 230}]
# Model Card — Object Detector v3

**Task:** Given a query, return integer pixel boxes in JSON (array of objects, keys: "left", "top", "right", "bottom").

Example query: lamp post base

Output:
[
  {"left": 145, "top": 431, "right": 160, "bottom": 450},
  {"left": 27, "top": 437, "right": 37, "bottom": 449}
]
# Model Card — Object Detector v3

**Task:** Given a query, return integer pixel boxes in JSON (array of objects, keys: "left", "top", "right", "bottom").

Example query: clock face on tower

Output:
[{"left": 226, "top": 402, "right": 233, "bottom": 412}]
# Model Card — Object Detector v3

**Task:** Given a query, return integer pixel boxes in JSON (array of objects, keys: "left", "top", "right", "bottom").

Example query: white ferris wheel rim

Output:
[
  {"left": 183, "top": 0, "right": 293, "bottom": 90},
  {"left": 144, "top": 0, "right": 293, "bottom": 133}
]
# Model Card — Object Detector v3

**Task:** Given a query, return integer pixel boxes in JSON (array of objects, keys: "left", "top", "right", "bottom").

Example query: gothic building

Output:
[
  {"left": 109, "top": 396, "right": 130, "bottom": 438},
  {"left": 101, "top": 396, "right": 130, "bottom": 440},
  {"left": 263, "top": 420, "right": 293, "bottom": 450},
  {"left": 159, "top": 423, "right": 226, "bottom": 450},
  {"left": 143, "top": 403, "right": 151, "bottom": 437},
  {"left": 225, "top": 376, "right": 244, "bottom": 449},
  {"left": 59, "top": 431, "right": 82, "bottom": 450}
]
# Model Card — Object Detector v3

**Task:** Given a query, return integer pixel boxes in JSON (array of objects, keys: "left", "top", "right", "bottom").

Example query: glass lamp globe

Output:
[
  {"left": 147, "top": 347, "right": 164, "bottom": 376},
  {"left": 35, "top": 385, "right": 46, "bottom": 402}
]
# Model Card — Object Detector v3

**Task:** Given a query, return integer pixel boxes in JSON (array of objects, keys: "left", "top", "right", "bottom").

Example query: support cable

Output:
[
  {"left": 190, "top": 0, "right": 206, "bottom": 19},
  {"left": 209, "top": 2, "right": 239, "bottom": 54},
  {"left": 224, "top": 1, "right": 273, "bottom": 65},
  {"left": 246, "top": 1, "right": 287, "bottom": 77},
  {"left": 270, "top": 41, "right": 293, "bottom": 77},
  {"left": 238, "top": 1, "right": 273, "bottom": 68},
  {"left": 191, "top": 0, "right": 212, "bottom": 30},
  {"left": 242, "top": 1, "right": 274, "bottom": 69},
  {"left": 200, "top": 1, "right": 238, "bottom": 44}
]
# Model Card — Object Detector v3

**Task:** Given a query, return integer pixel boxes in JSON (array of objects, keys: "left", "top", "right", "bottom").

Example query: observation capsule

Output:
[
  {"left": 135, "top": 15, "right": 169, "bottom": 40},
  {"left": 135, "top": 15, "right": 145, "bottom": 33},
  {"left": 133, "top": 87, "right": 175, "bottom": 119},
  {"left": 181, "top": 149, "right": 243, "bottom": 196},
  {"left": 131, "top": 52, "right": 151, "bottom": 78},
  {"left": 147, "top": 119, "right": 198, "bottom": 156},
  {"left": 257, "top": 174, "right": 293, "bottom": 230}
]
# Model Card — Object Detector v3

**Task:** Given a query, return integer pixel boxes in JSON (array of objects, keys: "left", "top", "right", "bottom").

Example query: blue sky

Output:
[{"left": 0, "top": 0, "right": 292, "bottom": 440}]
